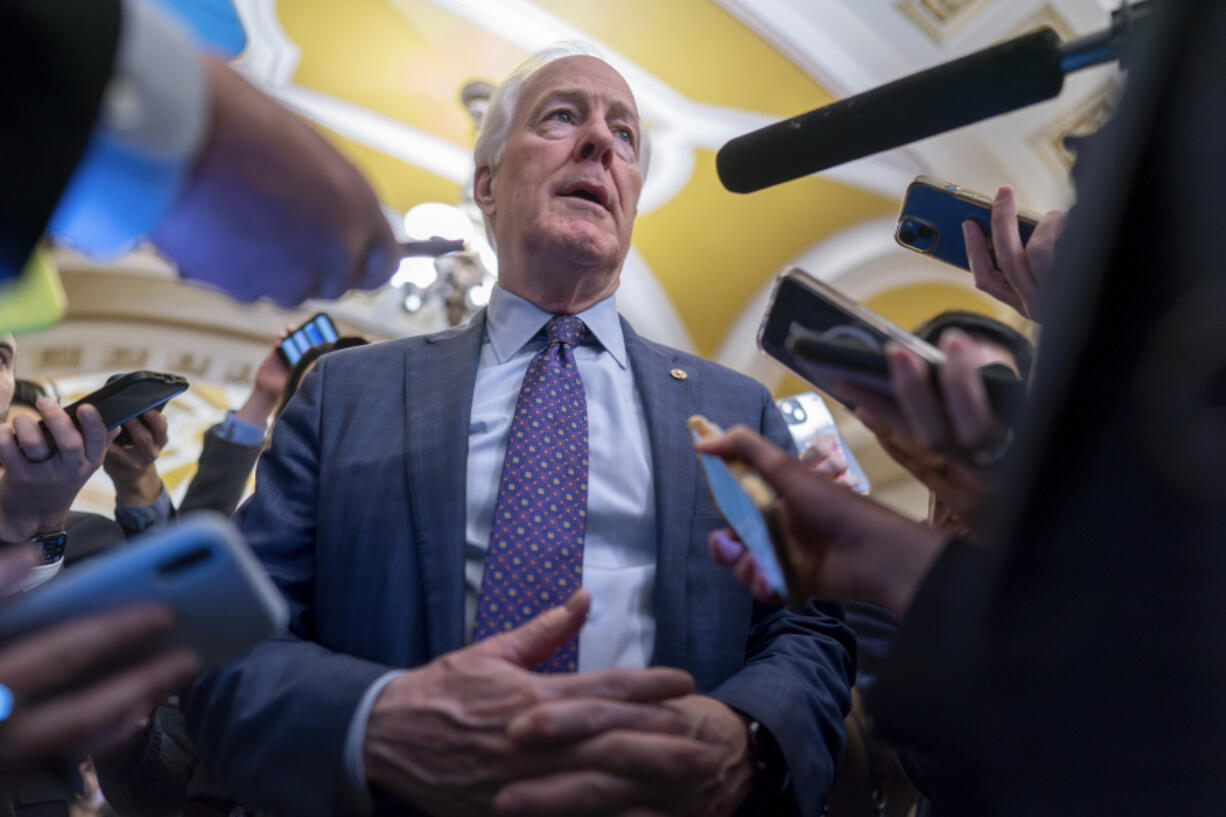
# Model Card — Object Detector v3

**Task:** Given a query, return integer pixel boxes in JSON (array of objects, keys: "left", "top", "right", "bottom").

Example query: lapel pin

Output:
[{"left": 670, "top": 368, "right": 688, "bottom": 381}]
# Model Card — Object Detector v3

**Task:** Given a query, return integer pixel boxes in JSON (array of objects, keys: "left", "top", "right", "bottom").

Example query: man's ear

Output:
[{"left": 473, "top": 164, "right": 496, "bottom": 220}]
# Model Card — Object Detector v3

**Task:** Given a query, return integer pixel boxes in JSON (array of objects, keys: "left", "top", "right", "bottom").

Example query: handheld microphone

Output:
[
  {"left": 717, "top": 29, "right": 1064, "bottom": 194},
  {"left": 398, "top": 238, "right": 465, "bottom": 258}
]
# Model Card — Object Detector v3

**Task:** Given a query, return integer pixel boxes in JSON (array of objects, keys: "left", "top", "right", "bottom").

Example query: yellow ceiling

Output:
[{"left": 274, "top": 0, "right": 989, "bottom": 361}]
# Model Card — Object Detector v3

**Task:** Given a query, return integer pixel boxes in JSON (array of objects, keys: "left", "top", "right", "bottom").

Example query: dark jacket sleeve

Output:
[
  {"left": 708, "top": 389, "right": 857, "bottom": 817},
  {"left": 183, "top": 365, "right": 392, "bottom": 817},
  {"left": 0, "top": 0, "right": 120, "bottom": 278},
  {"left": 178, "top": 424, "right": 263, "bottom": 517}
]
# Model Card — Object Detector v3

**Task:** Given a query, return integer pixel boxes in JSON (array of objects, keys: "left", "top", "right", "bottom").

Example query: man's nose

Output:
[{"left": 575, "top": 124, "right": 614, "bottom": 170}]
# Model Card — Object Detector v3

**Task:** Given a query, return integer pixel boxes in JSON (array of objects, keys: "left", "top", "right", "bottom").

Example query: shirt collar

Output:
[{"left": 486, "top": 284, "right": 627, "bottom": 369}]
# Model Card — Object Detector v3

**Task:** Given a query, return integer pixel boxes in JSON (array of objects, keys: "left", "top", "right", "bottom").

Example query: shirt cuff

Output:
[
  {"left": 114, "top": 484, "right": 173, "bottom": 534},
  {"left": 214, "top": 411, "right": 267, "bottom": 447},
  {"left": 48, "top": 0, "right": 208, "bottom": 257},
  {"left": 341, "top": 670, "right": 405, "bottom": 816}
]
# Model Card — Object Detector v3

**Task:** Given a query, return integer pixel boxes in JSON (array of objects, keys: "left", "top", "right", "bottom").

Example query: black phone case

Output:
[{"left": 36, "top": 371, "right": 189, "bottom": 453}]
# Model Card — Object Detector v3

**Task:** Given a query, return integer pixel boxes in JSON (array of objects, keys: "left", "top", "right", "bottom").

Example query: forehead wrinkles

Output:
[{"left": 517, "top": 60, "right": 639, "bottom": 127}]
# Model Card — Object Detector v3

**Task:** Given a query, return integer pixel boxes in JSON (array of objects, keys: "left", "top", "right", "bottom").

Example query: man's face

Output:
[
  {"left": 478, "top": 56, "right": 644, "bottom": 284},
  {"left": 0, "top": 337, "right": 15, "bottom": 422}
]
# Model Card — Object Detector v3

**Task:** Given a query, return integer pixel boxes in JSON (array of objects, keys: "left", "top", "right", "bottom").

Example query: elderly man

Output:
[{"left": 187, "top": 46, "right": 854, "bottom": 817}]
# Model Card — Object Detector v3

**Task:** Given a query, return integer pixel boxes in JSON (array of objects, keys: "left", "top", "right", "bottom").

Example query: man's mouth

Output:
[{"left": 558, "top": 182, "right": 611, "bottom": 212}]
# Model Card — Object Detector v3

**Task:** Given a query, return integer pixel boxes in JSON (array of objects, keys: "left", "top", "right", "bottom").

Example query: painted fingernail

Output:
[{"left": 712, "top": 531, "right": 742, "bottom": 563}]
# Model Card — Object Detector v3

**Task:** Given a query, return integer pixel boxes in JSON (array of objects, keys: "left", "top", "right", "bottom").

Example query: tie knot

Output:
[{"left": 546, "top": 315, "right": 588, "bottom": 347}]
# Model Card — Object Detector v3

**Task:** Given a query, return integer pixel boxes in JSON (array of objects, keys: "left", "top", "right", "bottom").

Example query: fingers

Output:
[
  {"left": 472, "top": 590, "right": 592, "bottom": 668},
  {"left": 990, "top": 186, "right": 1025, "bottom": 281},
  {"left": 963, "top": 220, "right": 1019, "bottom": 309},
  {"left": 142, "top": 410, "right": 169, "bottom": 451},
  {"left": 10, "top": 411, "right": 54, "bottom": 463},
  {"left": 0, "top": 647, "right": 198, "bottom": 767},
  {"left": 507, "top": 699, "right": 693, "bottom": 746},
  {"left": 937, "top": 331, "right": 1000, "bottom": 450},
  {"left": 547, "top": 667, "right": 695, "bottom": 705},
  {"left": 495, "top": 735, "right": 718, "bottom": 817},
  {"left": 0, "top": 605, "right": 176, "bottom": 699},
  {"left": 76, "top": 404, "right": 111, "bottom": 466},
  {"left": 885, "top": 344, "right": 948, "bottom": 450}
]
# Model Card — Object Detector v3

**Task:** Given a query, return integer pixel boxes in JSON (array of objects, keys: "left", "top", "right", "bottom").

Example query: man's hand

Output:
[
  {"left": 696, "top": 427, "right": 949, "bottom": 617},
  {"left": 150, "top": 58, "right": 398, "bottom": 307},
  {"left": 496, "top": 693, "right": 754, "bottom": 817},
  {"left": 0, "top": 548, "right": 199, "bottom": 774},
  {"left": 0, "top": 399, "right": 117, "bottom": 542},
  {"left": 363, "top": 590, "right": 701, "bottom": 817},
  {"left": 964, "top": 186, "right": 1067, "bottom": 322},
  {"left": 103, "top": 410, "right": 168, "bottom": 506}
]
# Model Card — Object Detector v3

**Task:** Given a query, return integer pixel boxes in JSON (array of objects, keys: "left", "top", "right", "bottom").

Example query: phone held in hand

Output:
[
  {"left": 0, "top": 514, "right": 289, "bottom": 667},
  {"left": 776, "top": 392, "right": 870, "bottom": 495},
  {"left": 689, "top": 415, "right": 805, "bottom": 610},
  {"left": 895, "top": 175, "right": 1039, "bottom": 271},
  {"left": 757, "top": 268, "right": 1024, "bottom": 422},
  {"left": 34, "top": 371, "right": 189, "bottom": 454},
  {"left": 278, "top": 312, "right": 339, "bottom": 367}
]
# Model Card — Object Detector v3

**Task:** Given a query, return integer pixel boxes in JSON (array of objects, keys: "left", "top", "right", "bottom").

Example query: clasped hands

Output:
[{"left": 364, "top": 590, "right": 756, "bottom": 817}]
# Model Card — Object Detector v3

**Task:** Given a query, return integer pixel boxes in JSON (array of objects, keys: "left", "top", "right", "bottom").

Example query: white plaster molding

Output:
[{"left": 230, "top": 0, "right": 300, "bottom": 85}]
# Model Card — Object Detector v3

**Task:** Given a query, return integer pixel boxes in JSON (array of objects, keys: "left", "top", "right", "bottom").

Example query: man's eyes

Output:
[{"left": 548, "top": 110, "right": 575, "bottom": 124}]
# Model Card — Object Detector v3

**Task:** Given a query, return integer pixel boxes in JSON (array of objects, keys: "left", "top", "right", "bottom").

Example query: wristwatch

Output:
[
  {"left": 31, "top": 530, "right": 68, "bottom": 565},
  {"left": 740, "top": 713, "right": 791, "bottom": 804}
]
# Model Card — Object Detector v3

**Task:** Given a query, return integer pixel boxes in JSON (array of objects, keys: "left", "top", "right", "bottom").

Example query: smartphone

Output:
[
  {"left": 36, "top": 371, "right": 189, "bottom": 453},
  {"left": 776, "top": 392, "right": 870, "bottom": 495},
  {"left": 104, "top": 372, "right": 176, "bottom": 445},
  {"left": 0, "top": 513, "right": 289, "bottom": 667},
  {"left": 895, "top": 175, "right": 1040, "bottom": 271},
  {"left": 278, "top": 312, "right": 339, "bottom": 367},
  {"left": 757, "top": 268, "right": 1024, "bottom": 421},
  {"left": 689, "top": 415, "right": 804, "bottom": 610}
]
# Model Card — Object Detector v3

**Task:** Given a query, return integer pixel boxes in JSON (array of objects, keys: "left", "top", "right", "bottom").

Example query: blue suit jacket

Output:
[{"left": 186, "top": 314, "right": 855, "bottom": 816}]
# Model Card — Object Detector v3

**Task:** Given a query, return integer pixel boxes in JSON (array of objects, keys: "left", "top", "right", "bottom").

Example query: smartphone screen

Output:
[{"left": 280, "top": 313, "right": 338, "bottom": 366}]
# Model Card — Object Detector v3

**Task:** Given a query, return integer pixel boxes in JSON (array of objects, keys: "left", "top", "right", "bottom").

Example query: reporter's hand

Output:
[
  {"left": 696, "top": 427, "right": 949, "bottom": 616},
  {"left": 234, "top": 331, "right": 292, "bottom": 428},
  {"left": 964, "top": 186, "right": 1067, "bottom": 321},
  {"left": 363, "top": 590, "right": 698, "bottom": 817},
  {"left": 0, "top": 399, "right": 118, "bottom": 542},
  {"left": 497, "top": 693, "right": 751, "bottom": 817},
  {"left": 799, "top": 433, "right": 860, "bottom": 490},
  {"left": 150, "top": 58, "right": 398, "bottom": 307},
  {"left": 0, "top": 553, "right": 199, "bottom": 775},
  {"left": 841, "top": 331, "right": 1008, "bottom": 465},
  {"left": 103, "top": 410, "right": 168, "bottom": 506}
]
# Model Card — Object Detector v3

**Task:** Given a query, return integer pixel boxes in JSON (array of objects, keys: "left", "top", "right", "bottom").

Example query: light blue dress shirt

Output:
[{"left": 342, "top": 285, "right": 658, "bottom": 810}]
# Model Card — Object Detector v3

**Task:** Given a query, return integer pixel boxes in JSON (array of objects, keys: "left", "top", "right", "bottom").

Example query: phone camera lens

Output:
[
  {"left": 918, "top": 226, "right": 934, "bottom": 239},
  {"left": 900, "top": 230, "right": 917, "bottom": 245}
]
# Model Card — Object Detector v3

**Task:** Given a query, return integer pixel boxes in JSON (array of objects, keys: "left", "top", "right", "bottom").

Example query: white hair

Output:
[{"left": 474, "top": 42, "right": 652, "bottom": 179}]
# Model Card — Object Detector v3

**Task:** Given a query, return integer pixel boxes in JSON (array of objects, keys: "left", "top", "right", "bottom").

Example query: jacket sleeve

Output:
[
  {"left": 708, "top": 389, "right": 857, "bottom": 817},
  {"left": 178, "top": 424, "right": 263, "bottom": 518},
  {"left": 183, "top": 363, "right": 392, "bottom": 817}
]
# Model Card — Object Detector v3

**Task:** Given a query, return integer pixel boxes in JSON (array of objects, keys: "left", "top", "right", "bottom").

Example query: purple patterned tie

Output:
[{"left": 473, "top": 315, "right": 589, "bottom": 672}]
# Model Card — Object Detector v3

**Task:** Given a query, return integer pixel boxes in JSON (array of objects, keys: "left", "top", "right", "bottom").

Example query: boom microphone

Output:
[
  {"left": 717, "top": 29, "right": 1064, "bottom": 194},
  {"left": 716, "top": 3, "right": 1152, "bottom": 194}
]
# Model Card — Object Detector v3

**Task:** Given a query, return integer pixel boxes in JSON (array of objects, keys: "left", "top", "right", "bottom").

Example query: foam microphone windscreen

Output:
[{"left": 716, "top": 28, "right": 1066, "bottom": 194}]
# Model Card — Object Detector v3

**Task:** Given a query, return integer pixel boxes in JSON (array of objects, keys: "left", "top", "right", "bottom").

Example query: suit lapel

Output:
[
  {"left": 405, "top": 313, "right": 485, "bottom": 658},
  {"left": 623, "top": 321, "right": 700, "bottom": 669}
]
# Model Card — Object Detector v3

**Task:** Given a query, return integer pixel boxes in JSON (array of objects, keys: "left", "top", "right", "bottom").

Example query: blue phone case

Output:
[
  {"left": 0, "top": 514, "right": 288, "bottom": 667},
  {"left": 896, "top": 176, "right": 1038, "bottom": 271}
]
